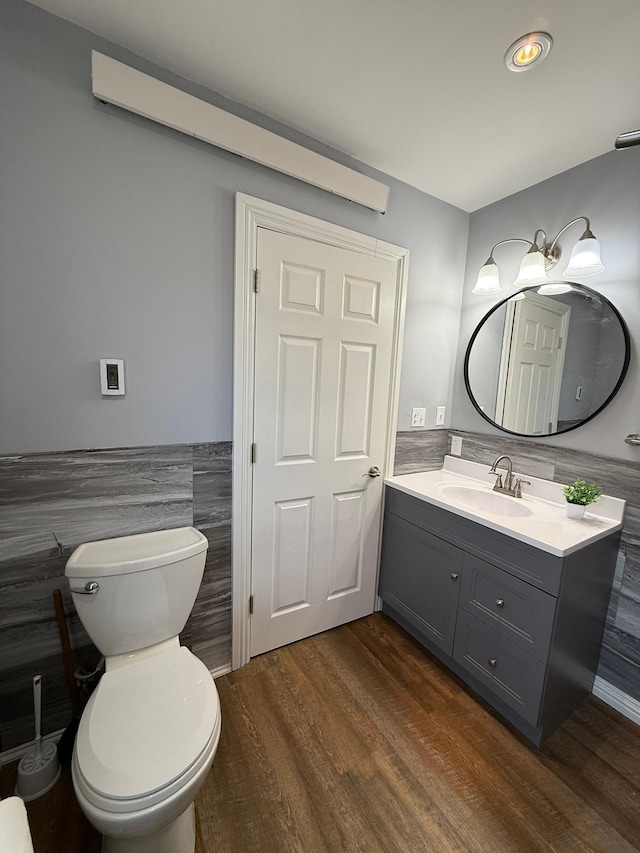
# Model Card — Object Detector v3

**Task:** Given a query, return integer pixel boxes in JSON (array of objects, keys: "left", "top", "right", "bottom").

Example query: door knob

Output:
[{"left": 366, "top": 466, "right": 381, "bottom": 478}]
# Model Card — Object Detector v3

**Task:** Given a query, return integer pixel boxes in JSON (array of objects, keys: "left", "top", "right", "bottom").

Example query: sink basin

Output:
[{"left": 436, "top": 484, "right": 533, "bottom": 518}]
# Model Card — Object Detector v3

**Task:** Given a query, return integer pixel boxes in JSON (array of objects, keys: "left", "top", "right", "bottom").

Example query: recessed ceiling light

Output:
[{"left": 505, "top": 32, "right": 553, "bottom": 72}]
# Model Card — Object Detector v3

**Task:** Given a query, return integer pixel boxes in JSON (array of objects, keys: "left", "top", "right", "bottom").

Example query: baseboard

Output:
[
  {"left": 593, "top": 676, "right": 640, "bottom": 726},
  {"left": 210, "top": 662, "right": 232, "bottom": 680}
]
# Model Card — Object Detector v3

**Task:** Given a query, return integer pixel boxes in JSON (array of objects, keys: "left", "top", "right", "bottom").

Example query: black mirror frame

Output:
[{"left": 463, "top": 283, "right": 631, "bottom": 437}]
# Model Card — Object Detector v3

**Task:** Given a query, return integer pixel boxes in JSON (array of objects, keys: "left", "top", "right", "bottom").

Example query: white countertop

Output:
[{"left": 385, "top": 456, "right": 625, "bottom": 557}]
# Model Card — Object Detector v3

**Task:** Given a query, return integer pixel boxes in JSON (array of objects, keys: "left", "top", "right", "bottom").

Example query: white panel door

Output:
[
  {"left": 251, "top": 228, "right": 399, "bottom": 656},
  {"left": 501, "top": 293, "right": 570, "bottom": 434}
]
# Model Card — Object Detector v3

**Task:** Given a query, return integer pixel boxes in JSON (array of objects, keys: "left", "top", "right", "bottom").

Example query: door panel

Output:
[
  {"left": 272, "top": 496, "right": 314, "bottom": 615},
  {"left": 336, "top": 342, "right": 375, "bottom": 458},
  {"left": 276, "top": 335, "right": 320, "bottom": 462},
  {"left": 328, "top": 490, "right": 365, "bottom": 597},
  {"left": 251, "top": 227, "right": 399, "bottom": 656}
]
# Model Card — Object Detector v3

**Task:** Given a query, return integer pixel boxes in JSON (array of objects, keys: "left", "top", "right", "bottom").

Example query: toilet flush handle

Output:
[{"left": 70, "top": 581, "right": 100, "bottom": 595}]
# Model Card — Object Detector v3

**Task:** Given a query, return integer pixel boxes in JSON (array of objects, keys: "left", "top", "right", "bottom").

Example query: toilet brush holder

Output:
[{"left": 16, "top": 676, "right": 60, "bottom": 802}]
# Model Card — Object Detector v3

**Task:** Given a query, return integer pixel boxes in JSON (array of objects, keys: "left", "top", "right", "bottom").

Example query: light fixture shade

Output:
[
  {"left": 514, "top": 249, "right": 549, "bottom": 286},
  {"left": 562, "top": 236, "right": 604, "bottom": 278},
  {"left": 472, "top": 260, "right": 501, "bottom": 295}
]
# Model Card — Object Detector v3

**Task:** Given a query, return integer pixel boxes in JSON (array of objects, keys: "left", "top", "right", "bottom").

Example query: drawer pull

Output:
[
  {"left": 488, "top": 658, "right": 498, "bottom": 668},
  {"left": 495, "top": 598, "right": 505, "bottom": 608},
  {"left": 450, "top": 572, "right": 459, "bottom": 581}
]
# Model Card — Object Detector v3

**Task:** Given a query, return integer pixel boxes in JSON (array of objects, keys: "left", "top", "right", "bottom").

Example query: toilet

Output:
[{"left": 65, "top": 527, "right": 221, "bottom": 853}]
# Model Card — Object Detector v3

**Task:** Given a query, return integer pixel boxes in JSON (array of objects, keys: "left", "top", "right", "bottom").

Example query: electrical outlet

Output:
[
  {"left": 410, "top": 407, "right": 426, "bottom": 428},
  {"left": 450, "top": 435, "right": 463, "bottom": 456},
  {"left": 436, "top": 406, "right": 446, "bottom": 426}
]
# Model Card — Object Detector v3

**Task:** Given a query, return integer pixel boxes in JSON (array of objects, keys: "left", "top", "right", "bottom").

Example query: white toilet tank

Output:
[{"left": 65, "top": 527, "right": 208, "bottom": 657}]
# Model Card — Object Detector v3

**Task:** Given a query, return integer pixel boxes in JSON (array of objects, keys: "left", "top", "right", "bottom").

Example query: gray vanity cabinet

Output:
[{"left": 378, "top": 486, "right": 620, "bottom": 745}]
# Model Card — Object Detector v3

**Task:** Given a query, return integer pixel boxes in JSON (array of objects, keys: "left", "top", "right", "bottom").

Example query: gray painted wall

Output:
[
  {"left": 0, "top": 0, "right": 468, "bottom": 455},
  {"left": 451, "top": 149, "right": 640, "bottom": 461}
]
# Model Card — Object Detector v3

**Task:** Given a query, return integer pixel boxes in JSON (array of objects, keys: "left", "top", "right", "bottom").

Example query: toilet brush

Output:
[{"left": 15, "top": 675, "right": 61, "bottom": 801}]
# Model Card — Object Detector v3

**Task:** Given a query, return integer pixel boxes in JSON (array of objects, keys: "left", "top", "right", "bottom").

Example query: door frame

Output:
[{"left": 232, "top": 193, "right": 409, "bottom": 669}]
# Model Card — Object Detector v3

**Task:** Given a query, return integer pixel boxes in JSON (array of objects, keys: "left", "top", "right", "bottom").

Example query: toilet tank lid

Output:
[{"left": 65, "top": 527, "right": 208, "bottom": 578}]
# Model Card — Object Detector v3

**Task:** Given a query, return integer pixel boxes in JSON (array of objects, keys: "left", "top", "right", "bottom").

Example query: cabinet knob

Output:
[
  {"left": 488, "top": 658, "right": 498, "bottom": 668},
  {"left": 495, "top": 598, "right": 505, "bottom": 608},
  {"left": 450, "top": 572, "right": 459, "bottom": 581}
]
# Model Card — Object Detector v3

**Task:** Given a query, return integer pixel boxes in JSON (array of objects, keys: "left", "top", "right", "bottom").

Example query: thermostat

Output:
[{"left": 100, "top": 358, "right": 125, "bottom": 395}]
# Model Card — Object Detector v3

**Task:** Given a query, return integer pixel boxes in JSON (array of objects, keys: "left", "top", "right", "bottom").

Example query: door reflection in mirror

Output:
[{"left": 464, "top": 283, "right": 630, "bottom": 437}]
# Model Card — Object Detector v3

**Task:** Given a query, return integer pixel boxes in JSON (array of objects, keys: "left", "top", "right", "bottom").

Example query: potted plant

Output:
[{"left": 562, "top": 479, "right": 603, "bottom": 519}]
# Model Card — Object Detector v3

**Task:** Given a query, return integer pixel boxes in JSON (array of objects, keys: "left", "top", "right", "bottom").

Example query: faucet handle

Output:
[
  {"left": 514, "top": 478, "right": 531, "bottom": 498},
  {"left": 490, "top": 471, "right": 503, "bottom": 491}
]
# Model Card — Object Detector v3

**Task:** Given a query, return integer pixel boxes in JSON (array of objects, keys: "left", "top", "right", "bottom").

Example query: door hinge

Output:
[
  {"left": 251, "top": 443, "right": 257, "bottom": 464},
  {"left": 254, "top": 269, "right": 261, "bottom": 293},
  {"left": 548, "top": 422, "right": 553, "bottom": 431},
  {"left": 249, "top": 594, "right": 254, "bottom": 615},
  {"left": 557, "top": 336, "right": 563, "bottom": 349}
]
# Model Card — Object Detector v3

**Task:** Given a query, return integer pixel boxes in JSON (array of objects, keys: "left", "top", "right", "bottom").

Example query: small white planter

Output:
[{"left": 566, "top": 503, "right": 586, "bottom": 519}]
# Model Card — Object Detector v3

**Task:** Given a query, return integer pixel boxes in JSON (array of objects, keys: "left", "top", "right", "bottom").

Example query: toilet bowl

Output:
[{"left": 65, "top": 527, "right": 220, "bottom": 853}]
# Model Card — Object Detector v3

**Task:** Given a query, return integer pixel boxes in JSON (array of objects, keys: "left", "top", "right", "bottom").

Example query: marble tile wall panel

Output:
[
  {"left": 446, "top": 431, "right": 556, "bottom": 481},
  {"left": 605, "top": 550, "right": 628, "bottom": 628},
  {"left": 0, "top": 446, "right": 193, "bottom": 563},
  {"left": 393, "top": 430, "right": 448, "bottom": 474},
  {"left": 599, "top": 625, "right": 640, "bottom": 694},
  {"left": 182, "top": 526, "right": 232, "bottom": 672},
  {"left": 192, "top": 443, "right": 232, "bottom": 529},
  {"left": 184, "top": 443, "right": 233, "bottom": 672},
  {"left": 0, "top": 443, "right": 233, "bottom": 751}
]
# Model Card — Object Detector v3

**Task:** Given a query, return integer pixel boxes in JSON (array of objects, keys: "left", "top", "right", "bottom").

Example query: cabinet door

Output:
[{"left": 379, "top": 513, "right": 463, "bottom": 656}]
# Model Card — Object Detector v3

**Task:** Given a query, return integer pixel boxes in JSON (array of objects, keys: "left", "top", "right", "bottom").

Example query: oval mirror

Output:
[{"left": 464, "top": 283, "right": 630, "bottom": 436}]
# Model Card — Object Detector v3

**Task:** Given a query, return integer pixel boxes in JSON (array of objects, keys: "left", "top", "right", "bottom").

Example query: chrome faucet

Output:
[{"left": 489, "top": 455, "right": 530, "bottom": 498}]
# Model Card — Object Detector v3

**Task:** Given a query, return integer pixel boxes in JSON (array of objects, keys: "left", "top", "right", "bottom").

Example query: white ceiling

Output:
[{"left": 27, "top": 0, "right": 640, "bottom": 212}]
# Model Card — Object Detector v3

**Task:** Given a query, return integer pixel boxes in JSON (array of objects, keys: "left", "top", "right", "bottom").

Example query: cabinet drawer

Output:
[
  {"left": 459, "top": 555, "right": 556, "bottom": 663},
  {"left": 379, "top": 512, "right": 463, "bottom": 657},
  {"left": 453, "top": 610, "right": 546, "bottom": 726}
]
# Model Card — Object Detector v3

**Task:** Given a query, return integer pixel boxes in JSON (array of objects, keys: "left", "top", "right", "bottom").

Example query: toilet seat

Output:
[{"left": 74, "top": 646, "right": 220, "bottom": 814}]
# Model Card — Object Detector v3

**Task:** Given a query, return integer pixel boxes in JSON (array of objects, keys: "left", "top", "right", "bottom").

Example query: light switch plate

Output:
[
  {"left": 411, "top": 407, "right": 426, "bottom": 428},
  {"left": 100, "top": 358, "right": 125, "bottom": 395},
  {"left": 436, "top": 406, "right": 446, "bottom": 426}
]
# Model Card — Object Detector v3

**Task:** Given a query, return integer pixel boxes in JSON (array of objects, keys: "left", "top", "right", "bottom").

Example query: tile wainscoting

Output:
[
  {"left": 3, "top": 430, "right": 637, "bottom": 751},
  {"left": 0, "top": 443, "right": 232, "bottom": 751},
  {"left": 394, "top": 429, "right": 640, "bottom": 706}
]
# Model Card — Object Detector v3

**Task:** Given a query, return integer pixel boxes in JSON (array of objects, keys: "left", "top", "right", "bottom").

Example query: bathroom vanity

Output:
[{"left": 378, "top": 457, "right": 625, "bottom": 745}]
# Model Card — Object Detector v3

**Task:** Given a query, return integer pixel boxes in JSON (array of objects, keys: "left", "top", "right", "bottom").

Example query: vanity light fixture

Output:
[
  {"left": 615, "top": 129, "right": 640, "bottom": 149},
  {"left": 472, "top": 217, "right": 605, "bottom": 295},
  {"left": 504, "top": 33, "right": 552, "bottom": 72}
]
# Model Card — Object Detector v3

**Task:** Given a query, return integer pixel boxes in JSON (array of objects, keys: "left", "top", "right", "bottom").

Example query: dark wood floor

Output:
[{"left": 2, "top": 614, "right": 640, "bottom": 852}]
